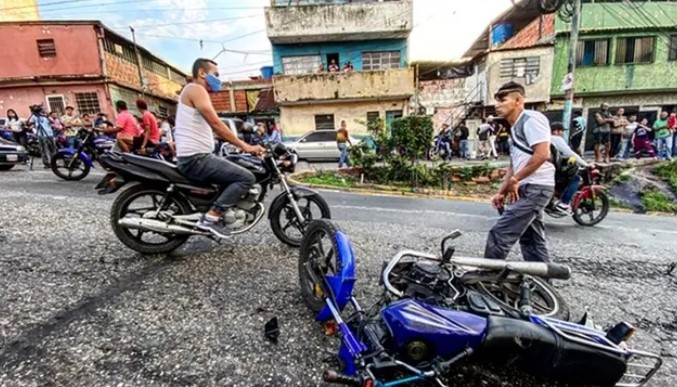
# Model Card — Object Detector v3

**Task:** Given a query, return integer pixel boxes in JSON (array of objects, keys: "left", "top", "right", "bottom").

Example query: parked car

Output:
[
  {"left": 283, "top": 130, "right": 358, "bottom": 161},
  {"left": 0, "top": 137, "right": 28, "bottom": 171}
]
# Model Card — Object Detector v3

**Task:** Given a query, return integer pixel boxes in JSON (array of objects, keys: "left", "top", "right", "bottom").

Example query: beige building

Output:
[
  {"left": 0, "top": 0, "right": 39, "bottom": 21},
  {"left": 274, "top": 68, "right": 414, "bottom": 135}
]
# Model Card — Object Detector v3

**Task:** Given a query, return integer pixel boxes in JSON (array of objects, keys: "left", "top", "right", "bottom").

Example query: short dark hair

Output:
[
  {"left": 192, "top": 58, "right": 217, "bottom": 78},
  {"left": 115, "top": 100, "right": 127, "bottom": 110},
  {"left": 495, "top": 81, "right": 526, "bottom": 99},
  {"left": 551, "top": 121, "right": 565, "bottom": 133},
  {"left": 136, "top": 99, "right": 148, "bottom": 110}
]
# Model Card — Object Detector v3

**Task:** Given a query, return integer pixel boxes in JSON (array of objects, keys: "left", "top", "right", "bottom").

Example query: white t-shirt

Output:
[{"left": 510, "top": 110, "right": 555, "bottom": 187}]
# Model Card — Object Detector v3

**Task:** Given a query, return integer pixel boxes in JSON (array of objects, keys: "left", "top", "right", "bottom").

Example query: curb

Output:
[{"left": 289, "top": 171, "right": 677, "bottom": 216}]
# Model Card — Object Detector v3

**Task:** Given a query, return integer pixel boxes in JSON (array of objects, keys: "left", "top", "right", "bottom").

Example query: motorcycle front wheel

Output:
[
  {"left": 110, "top": 183, "right": 190, "bottom": 254},
  {"left": 270, "top": 194, "right": 331, "bottom": 247},
  {"left": 51, "top": 152, "right": 90, "bottom": 181},
  {"left": 572, "top": 190, "right": 609, "bottom": 227}
]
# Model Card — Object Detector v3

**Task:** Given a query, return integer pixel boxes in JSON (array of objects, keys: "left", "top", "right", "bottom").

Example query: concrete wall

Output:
[
  {"left": 273, "top": 68, "right": 414, "bottom": 104},
  {"left": 417, "top": 78, "right": 470, "bottom": 128},
  {"left": 551, "top": 34, "right": 677, "bottom": 98},
  {"left": 485, "top": 46, "right": 554, "bottom": 105},
  {"left": 265, "top": 0, "right": 412, "bottom": 44},
  {"left": 104, "top": 53, "right": 183, "bottom": 102},
  {"left": 0, "top": 0, "right": 39, "bottom": 22},
  {"left": 272, "top": 39, "right": 407, "bottom": 74},
  {"left": 279, "top": 99, "right": 409, "bottom": 136},
  {"left": 0, "top": 24, "right": 102, "bottom": 79},
  {"left": 555, "top": 2, "right": 677, "bottom": 33},
  {"left": 108, "top": 84, "right": 177, "bottom": 117},
  {"left": 0, "top": 84, "right": 109, "bottom": 119}
]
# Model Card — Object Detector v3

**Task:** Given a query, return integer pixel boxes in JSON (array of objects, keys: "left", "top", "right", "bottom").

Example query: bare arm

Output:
[
  {"left": 497, "top": 164, "right": 514, "bottom": 195},
  {"left": 512, "top": 142, "right": 550, "bottom": 182},
  {"left": 188, "top": 86, "right": 253, "bottom": 151}
]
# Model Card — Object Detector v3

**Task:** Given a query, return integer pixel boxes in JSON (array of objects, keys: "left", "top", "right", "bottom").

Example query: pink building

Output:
[{"left": 0, "top": 20, "right": 187, "bottom": 120}]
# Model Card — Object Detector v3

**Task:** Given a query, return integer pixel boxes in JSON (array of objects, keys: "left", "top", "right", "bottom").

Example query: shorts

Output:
[{"left": 594, "top": 132, "right": 610, "bottom": 145}]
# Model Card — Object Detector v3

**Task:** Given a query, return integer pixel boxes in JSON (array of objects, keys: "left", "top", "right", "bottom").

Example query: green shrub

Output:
[{"left": 640, "top": 188, "right": 677, "bottom": 213}]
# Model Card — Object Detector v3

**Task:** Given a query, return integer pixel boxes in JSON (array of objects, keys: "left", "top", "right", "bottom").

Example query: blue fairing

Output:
[
  {"left": 382, "top": 299, "right": 488, "bottom": 358},
  {"left": 316, "top": 231, "right": 356, "bottom": 322},
  {"left": 58, "top": 148, "right": 94, "bottom": 168}
]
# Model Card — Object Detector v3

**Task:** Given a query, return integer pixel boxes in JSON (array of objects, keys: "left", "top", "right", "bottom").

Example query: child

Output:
[{"left": 632, "top": 118, "right": 657, "bottom": 159}]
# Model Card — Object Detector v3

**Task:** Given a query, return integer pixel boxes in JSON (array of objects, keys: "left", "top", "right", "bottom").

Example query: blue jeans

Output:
[
  {"left": 459, "top": 140, "right": 470, "bottom": 159},
  {"left": 177, "top": 153, "right": 256, "bottom": 212},
  {"left": 560, "top": 175, "right": 581, "bottom": 205},
  {"left": 656, "top": 136, "right": 673, "bottom": 160},
  {"left": 672, "top": 132, "right": 677, "bottom": 157},
  {"left": 338, "top": 143, "right": 350, "bottom": 168},
  {"left": 616, "top": 138, "right": 632, "bottom": 159}
]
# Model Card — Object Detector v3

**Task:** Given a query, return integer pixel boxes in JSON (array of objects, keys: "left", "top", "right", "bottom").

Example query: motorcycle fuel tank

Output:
[
  {"left": 226, "top": 154, "right": 269, "bottom": 178},
  {"left": 381, "top": 299, "right": 488, "bottom": 359}
]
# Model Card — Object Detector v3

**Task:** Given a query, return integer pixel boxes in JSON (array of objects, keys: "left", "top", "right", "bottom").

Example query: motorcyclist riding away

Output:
[
  {"left": 174, "top": 58, "right": 265, "bottom": 237},
  {"left": 550, "top": 121, "right": 591, "bottom": 213}
]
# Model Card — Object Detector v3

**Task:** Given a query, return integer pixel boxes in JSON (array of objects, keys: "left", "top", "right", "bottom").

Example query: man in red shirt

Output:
[
  {"left": 100, "top": 100, "right": 140, "bottom": 152},
  {"left": 136, "top": 99, "right": 160, "bottom": 154}
]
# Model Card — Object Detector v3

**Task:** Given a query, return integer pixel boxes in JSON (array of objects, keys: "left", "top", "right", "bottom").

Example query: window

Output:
[
  {"left": 362, "top": 51, "right": 401, "bottom": 71},
  {"left": 103, "top": 36, "right": 137, "bottom": 63},
  {"left": 46, "top": 95, "right": 65, "bottom": 114},
  {"left": 170, "top": 71, "right": 185, "bottom": 84},
  {"left": 37, "top": 39, "right": 56, "bottom": 58},
  {"left": 158, "top": 106, "right": 169, "bottom": 117},
  {"left": 366, "top": 111, "right": 380, "bottom": 126},
  {"left": 576, "top": 39, "right": 610, "bottom": 66},
  {"left": 499, "top": 57, "right": 539, "bottom": 78},
  {"left": 142, "top": 56, "right": 168, "bottom": 78},
  {"left": 314, "top": 114, "right": 335, "bottom": 130},
  {"left": 282, "top": 55, "right": 322, "bottom": 75},
  {"left": 304, "top": 131, "right": 337, "bottom": 142},
  {"left": 670, "top": 35, "right": 677, "bottom": 61},
  {"left": 615, "top": 36, "right": 655, "bottom": 64},
  {"left": 74, "top": 92, "right": 101, "bottom": 115}
]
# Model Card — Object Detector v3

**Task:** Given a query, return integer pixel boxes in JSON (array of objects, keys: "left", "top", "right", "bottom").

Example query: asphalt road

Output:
[{"left": 0, "top": 165, "right": 675, "bottom": 387}]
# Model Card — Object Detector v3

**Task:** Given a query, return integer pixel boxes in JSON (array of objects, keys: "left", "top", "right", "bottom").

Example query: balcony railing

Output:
[{"left": 273, "top": 68, "right": 414, "bottom": 104}]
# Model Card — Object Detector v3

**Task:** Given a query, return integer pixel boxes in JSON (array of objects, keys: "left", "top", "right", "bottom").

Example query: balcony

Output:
[
  {"left": 272, "top": 68, "right": 414, "bottom": 105},
  {"left": 265, "top": 0, "right": 413, "bottom": 44}
]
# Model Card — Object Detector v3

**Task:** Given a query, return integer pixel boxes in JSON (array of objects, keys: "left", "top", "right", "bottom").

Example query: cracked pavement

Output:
[{"left": 0, "top": 166, "right": 675, "bottom": 386}]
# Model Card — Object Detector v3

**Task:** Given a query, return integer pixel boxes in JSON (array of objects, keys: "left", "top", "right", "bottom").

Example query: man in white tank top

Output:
[
  {"left": 175, "top": 58, "right": 265, "bottom": 237},
  {"left": 484, "top": 82, "right": 555, "bottom": 263}
]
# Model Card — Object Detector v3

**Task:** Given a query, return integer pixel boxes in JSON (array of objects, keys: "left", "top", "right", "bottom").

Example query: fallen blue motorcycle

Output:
[{"left": 298, "top": 220, "right": 662, "bottom": 387}]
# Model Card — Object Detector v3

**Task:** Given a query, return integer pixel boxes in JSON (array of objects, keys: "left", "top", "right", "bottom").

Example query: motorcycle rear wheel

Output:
[
  {"left": 298, "top": 219, "right": 342, "bottom": 314},
  {"left": 572, "top": 191, "right": 609, "bottom": 227},
  {"left": 110, "top": 183, "right": 190, "bottom": 254},
  {"left": 51, "top": 152, "right": 91, "bottom": 181},
  {"left": 473, "top": 276, "right": 570, "bottom": 321}
]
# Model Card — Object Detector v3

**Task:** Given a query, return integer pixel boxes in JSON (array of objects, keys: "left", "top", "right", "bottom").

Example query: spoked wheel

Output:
[
  {"left": 573, "top": 191, "right": 609, "bottom": 227},
  {"left": 473, "top": 276, "right": 570, "bottom": 320},
  {"left": 427, "top": 147, "right": 440, "bottom": 161},
  {"left": 270, "top": 194, "right": 331, "bottom": 247},
  {"left": 110, "top": 183, "right": 190, "bottom": 254},
  {"left": 51, "top": 152, "right": 90, "bottom": 181},
  {"left": 298, "top": 220, "right": 342, "bottom": 314}
]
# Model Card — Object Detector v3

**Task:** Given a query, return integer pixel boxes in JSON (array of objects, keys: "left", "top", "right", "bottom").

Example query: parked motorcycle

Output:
[
  {"left": 498, "top": 165, "right": 609, "bottom": 226},
  {"left": 51, "top": 127, "right": 115, "bottom": 181},
  {"left": 298, "top": 220, "right": 662, "bottom": 387},
  {"left": 96, "top": 143, "right": 330, "bottom": 254},
  {"left": 426, "top": 134, "right": 452, "bottom": 161}
]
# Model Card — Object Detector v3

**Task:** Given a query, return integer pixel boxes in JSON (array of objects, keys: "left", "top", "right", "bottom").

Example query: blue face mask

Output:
[{"left": 205, "top": 73, "right": 222, "bottom": 92}]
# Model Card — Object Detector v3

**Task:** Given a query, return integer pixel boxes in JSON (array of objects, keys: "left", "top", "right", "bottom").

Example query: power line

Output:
[
  {"left": 0, "top": 0, "right": 94, "bottom": 11},
  {"left": 40, "top": 5, "right": 263, "bottom": 15},
  {"left": 129, "top": 29, "right": 267, "bottom": 45},
  {"left": 114, "top": 14, "right": 259, "bottom": 29}
]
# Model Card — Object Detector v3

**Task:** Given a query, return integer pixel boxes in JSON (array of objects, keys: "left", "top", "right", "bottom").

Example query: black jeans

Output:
[
  {"left": 177, "top": 153, "right": 256, "bottom": 212},
  {"left": 484, "top": 184, "right": 554, "bottom": 263}
]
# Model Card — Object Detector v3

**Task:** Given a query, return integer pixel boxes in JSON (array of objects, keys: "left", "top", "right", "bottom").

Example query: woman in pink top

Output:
[{"left": 100, "top": 100, "right": 139, "bottom": 152}]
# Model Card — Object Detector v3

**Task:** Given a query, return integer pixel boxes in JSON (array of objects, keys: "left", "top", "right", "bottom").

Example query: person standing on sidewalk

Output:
[
  {"left": 28, "top": 109, "right": 56, "bottom": 168},
  {"left": 456, "top": 121, "right": 470, "bottom": 160},
  {"left": 593, "top": 103, "right": 614, "bottom": 163},
  {"left": 617, "top": 114, "right": 638, "bottom": 160},
  {"left": 484, "top": 81, "right": 556, "bottom": 263},
  {"left": 337, "top": 120, "right": 352, "bottom": 168},
  {"left": 668, "top": 111, "right": 677, "bottom": 158},
  {"left": 654, "top": 111, "right": 672, "bottom": 161}
]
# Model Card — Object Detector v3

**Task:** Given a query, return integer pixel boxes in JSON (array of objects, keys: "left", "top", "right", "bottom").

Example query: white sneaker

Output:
[{"left": 555, "top": 203, "right": 571, "bottom": 213}]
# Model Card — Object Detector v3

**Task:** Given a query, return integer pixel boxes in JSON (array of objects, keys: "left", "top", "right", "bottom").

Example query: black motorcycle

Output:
[{"left": 96, "top": 143, "right": 330, "bottom": 254}]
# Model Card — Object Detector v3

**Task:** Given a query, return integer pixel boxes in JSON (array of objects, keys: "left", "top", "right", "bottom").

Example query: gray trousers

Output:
[
  {"left": 38, "top": 136, "right": 55, "bottom": 167},
  {"left": 484, "top": 184, "right": 554, "bottom": 263},
  {"left": 177, "top": 153, "right": 256, "bottom": 212}
]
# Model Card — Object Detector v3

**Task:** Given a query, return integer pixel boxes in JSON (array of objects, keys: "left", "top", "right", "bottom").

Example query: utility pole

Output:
[
  {"left": 561, "top": 0, "right": 581, "bottom": 143},
  {"left": 129, "top": 26, "right": 146, "bottom": 99}
]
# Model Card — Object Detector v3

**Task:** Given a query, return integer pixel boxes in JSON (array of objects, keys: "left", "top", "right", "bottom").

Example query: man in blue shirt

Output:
[{"left": 28, "top": 109, "right": 56, "bottom": 168}]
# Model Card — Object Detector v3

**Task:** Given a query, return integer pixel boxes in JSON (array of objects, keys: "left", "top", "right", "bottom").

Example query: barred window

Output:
[
  {"left": 37, "top": 39, "right": 56, "bottom": 58},
  {"left": 362, "top": 51, "right": 400, "bottom": 71},
  {"left": 282, "top": 55, "right": 322, "bottom": 75},
  {"left": 499, "top": 57, "right": 539, "bottom": 78},
  {"left": 74, "top": 92, "right": 101, "bottom": 115},
  {"left": 615, "top": 36, "right": 655, "bottom": 64},
  {"left": 670, "top": 35, "right": 677, "bottom": 61},
  {"left": 576, "top": 39, "right": 610, "bottom": 66},
  {"left": 103, "top": 37, "right": 136, "bottom": 63}
]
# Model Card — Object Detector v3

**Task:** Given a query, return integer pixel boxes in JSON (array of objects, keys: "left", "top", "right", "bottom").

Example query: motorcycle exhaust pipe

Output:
[
  {"left": 118, "top": 218, "right": 204, "bottom": 235},
  {"left": 451, "top": 256, "right": 571, "bottom": 280}
]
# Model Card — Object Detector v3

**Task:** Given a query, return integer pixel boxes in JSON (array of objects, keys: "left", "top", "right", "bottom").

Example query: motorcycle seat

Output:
[
  {"left": 477, "top": 316, "right": 627, "bottom": 386},
  {"left": 120, "top": 153, "right": 210, "bottom": 188}
]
